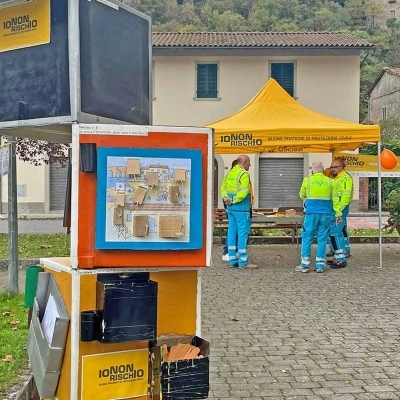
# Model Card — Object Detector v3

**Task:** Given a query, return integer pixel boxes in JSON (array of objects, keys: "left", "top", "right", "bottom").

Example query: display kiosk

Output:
[
  {"left": 0, "top": 1, "right": 213, "bottom": 397},
  {"left": 33, "top": 123, "right": 213, "bottom": 400}
]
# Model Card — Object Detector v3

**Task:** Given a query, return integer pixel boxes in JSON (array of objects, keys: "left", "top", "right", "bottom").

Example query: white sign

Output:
[
  {"left": 41, "top": 294, "right": 60, "bottom": 345},
  {"left": 79, "top": 124, "right": 149, "bottom": 136},
  {"left": 0, "top": 145, "right": 9, "bottom": 176}
]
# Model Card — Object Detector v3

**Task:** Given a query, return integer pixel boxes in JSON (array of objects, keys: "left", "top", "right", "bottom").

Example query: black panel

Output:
[
  {"left": 79, "top": 0, "right": 150, "bottom": 124},
  {"left": 0, "top": 0, "right": 70, "bottom": 122},
  {"left": 96, "top": 279, "right": 157, "bottom": 343}
]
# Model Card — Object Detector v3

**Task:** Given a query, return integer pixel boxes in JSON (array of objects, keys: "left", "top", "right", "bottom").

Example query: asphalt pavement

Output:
[{"left": 0, "top": 219, "right": 66, "bottom": 234}]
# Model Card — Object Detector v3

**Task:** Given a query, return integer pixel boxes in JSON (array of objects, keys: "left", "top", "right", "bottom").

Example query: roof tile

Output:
[{"left": 152, "top": 32, "right": 373, "bottom": 48}]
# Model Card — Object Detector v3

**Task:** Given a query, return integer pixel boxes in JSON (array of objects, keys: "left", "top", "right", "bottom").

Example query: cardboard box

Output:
[
  {"left": 158, "top": 215, "right": 184, "bottom": 238},
  {"left": 113, "top": 205, "right": 123, "bottom": 225},
  {"left": 149, "top": 335, "right": 210, "bottom": 400},
  {"left": 26, "top": 273, "right": 70, "bottom": 399},
  {"left": 115, "top": 193, "right": 125, "bottom": 206},
  {"left": 134, "top": 186, "right": 147, "bottom": 205},
  {"left": 147, "top": 172, "right": 159, "bottom": 186},
  {"left": 285, "top": 209, "right": 297, "bottom": 217},
  {"left": 132, "top": 215, "right": 149, "bottom": 237},
  {"left": 127, "top": 158, "right": 141, "bottom": 175},
  {"left": 174, "top": 169, "right": 186, "bottom": 182},
  {"left": 169, "top": 186, "right": 180, "bottom": 203},
  {"left": 96, "top": 274, "right": 157, "bottom": 343}
]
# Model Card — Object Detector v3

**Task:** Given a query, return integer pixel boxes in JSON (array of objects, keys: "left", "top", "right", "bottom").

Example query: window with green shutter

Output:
[
  {"left": 196, "top": 63, "right": 218, "bottom": 99},
  {"left": 271, "top": 63, "right": 294, "bottom": 97}
]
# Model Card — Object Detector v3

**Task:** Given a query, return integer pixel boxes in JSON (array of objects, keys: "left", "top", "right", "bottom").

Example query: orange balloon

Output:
[{"left": 380, "top": 149, "right": 398, "bottom": 170}]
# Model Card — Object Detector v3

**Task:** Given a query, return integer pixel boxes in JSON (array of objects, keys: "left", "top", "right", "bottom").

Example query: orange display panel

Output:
[{"left": 77, "top": 130, "right": 211, "bottom": 269}]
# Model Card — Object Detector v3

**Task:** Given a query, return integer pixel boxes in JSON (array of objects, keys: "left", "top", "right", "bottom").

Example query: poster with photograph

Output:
[{"left": 95, "top": 148, "right": 203, "bottom": 250}]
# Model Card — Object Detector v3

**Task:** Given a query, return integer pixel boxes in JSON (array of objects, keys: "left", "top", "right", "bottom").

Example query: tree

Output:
[{"left": 1, "top": 136, "right": 69, "bottom": 167}]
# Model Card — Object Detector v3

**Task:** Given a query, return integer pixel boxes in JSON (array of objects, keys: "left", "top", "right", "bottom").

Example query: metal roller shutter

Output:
[
  {"left": 259, "top": 158, "right": 304, "bottom": 208},
  {"left": 50, "top": 162, "right": 68, "bottom": 211}
]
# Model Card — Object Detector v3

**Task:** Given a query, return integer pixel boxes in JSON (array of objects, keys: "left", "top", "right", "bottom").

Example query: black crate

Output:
[
  {"left": 149, "top": 335, "right": 210, "bottom": 399},
  {"left": 96, "top": 273, "right": 157, "bottom": 343}
]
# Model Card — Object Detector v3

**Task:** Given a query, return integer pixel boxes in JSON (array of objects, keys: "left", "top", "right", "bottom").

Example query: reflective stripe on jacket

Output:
[
  {"left": 299, "top": 172, "right": 332, "bottom": 214},
  {"left": 332, "top": 171, "right": 354, "bottom": 217},
  {"left": 220, "top": 165, "right": 251, "bottom": 212}
]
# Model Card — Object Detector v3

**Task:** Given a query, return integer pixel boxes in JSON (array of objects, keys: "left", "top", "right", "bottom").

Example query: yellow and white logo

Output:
[
  {"left": 335, "top": 152, "right": 400, "bottom": 177},
  {"left": 0, "top": 0, "right": 50, "bottom": 53},
  {"left": 81, "top": 349, "right": 149, "bottom": 400}
]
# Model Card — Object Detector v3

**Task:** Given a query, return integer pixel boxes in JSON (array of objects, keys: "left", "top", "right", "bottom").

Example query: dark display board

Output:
[
  {"left": 79, "top": 0, "right": 151, "bottom": 125},
  {"left": 0, "top": 0, "right": 151, "bottom": 125},
  {"left": 0, "top": 0, "right": 70, "bottom": 122}
]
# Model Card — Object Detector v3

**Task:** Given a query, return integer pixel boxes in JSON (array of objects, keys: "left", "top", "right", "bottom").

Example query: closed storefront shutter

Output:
[
  {"left": 258, "top": 158, "right": 304, "bottom": 208},
  {"left": 50, "top": 162, "right": 68, "bottom": 211}
]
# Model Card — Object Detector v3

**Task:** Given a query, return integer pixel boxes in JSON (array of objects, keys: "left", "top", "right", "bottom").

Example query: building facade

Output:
[
  {"left": 1, "top": 31, "right": 373, "bottom": 214},
  {"left": 367, "top": 67, "right": 400, "bottom": 123},
  {"left": 374, "top": 0, "right": 400, "bottom": 27}
]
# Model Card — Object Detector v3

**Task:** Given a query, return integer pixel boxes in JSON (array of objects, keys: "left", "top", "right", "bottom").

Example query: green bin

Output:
[{"left": 24, "top": 265, "right": 44, "bottom": 308}]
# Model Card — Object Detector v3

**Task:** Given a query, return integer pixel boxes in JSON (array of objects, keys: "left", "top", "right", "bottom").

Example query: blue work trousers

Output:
[
  {"left": 328, "top": 206, "right": 350, "bottom": 254},
  {"left": 301, "top": 213, "right": 331, "bottom": 271},
  {"left": 226, "top": 210, "right": 251, "bottom": 267},
  {"left": 329, "top": 214, "right": 347, "bottom": 263}
]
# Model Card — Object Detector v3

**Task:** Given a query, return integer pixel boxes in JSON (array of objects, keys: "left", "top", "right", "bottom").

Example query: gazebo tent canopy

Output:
[{"left": 206, "top": 79, "right": 380, "bottom": 154}]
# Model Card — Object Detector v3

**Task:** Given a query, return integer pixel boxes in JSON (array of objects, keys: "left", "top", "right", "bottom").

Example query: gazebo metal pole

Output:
[{"left": 377, "top": 141, "right": 382, "bottom": 269}]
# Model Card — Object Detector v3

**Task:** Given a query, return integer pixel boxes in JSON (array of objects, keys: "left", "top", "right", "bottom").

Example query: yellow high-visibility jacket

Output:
[
  {"left": 299, "top": 172, "right": 332, "bottom": 214},
  {"left": 220, "top": 165, "right": 251, "bottom": 212},
  {"left": 332, "top": 170, "right": 354, "bottom": 217}
]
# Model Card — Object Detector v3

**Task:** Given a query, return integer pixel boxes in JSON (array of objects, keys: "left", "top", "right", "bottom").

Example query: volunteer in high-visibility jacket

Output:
[
  {"left": 298, "top": 162, "right": 333, "bottom": 273},
  {"left": 328, "top": 157, "right": 354, "bottom": 269},
  {"left": 324, "top": 166, "right": 351, "bottom": 258},
  {"left": 220, "top": 155, "right": 257, "bottom": 269}
]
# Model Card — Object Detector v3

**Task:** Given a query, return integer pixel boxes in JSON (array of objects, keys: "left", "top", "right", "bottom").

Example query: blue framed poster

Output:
[{"left": 95, "top": 147, "right": 203, "bottom": 250}]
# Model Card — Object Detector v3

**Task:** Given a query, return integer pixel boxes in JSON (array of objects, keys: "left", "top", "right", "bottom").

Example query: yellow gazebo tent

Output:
[
  {"left": 206, "top": 79, "right": 387, "bottom": 269},
  {"left": 206, "top": 78, "right": 380, "bottom": 154}
]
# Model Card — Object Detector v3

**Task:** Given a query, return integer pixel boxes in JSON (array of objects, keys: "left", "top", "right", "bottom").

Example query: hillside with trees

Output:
[{"left": 121, "top": 0, "right": 400, "bottom": 121}]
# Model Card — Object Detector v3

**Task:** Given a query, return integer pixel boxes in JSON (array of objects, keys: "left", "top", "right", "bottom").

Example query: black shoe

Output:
[{"left": 330, "top": 260, "right": 347, "bottom": 269}]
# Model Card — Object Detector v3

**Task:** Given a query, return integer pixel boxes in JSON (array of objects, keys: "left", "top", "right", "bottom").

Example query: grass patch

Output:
[
  {"left": 0, "top": 293, "right": 29, "bottom": 395},
  {"left": 0, "top": 233, "right": 70, "bottom": 259},
  {"left": 348, "top": 228, "right": 397, "bottom": 237}
]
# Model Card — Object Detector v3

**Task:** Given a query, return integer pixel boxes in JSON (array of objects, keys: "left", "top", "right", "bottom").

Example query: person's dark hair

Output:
[{"left": 231, "top": 159, "right": 238, "bottom": 169}]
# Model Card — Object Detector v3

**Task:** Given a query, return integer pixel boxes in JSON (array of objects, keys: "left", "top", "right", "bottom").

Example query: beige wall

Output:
[
  {"left": 153, "top": 55, "right": 360, "bottom": 126},
  {"left": 1, "top": 159, "right": 46, "bottom": 210},
  {"left": 154, "top": 55, "right": 361, "bottom": 206}
]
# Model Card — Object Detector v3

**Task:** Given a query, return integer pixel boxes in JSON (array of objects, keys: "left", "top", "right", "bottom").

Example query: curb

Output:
[
  {"left": 0, "top": 259, "right": 40, "bottom": 271},
  {"left": 2, "top": 371, "right": 35, "bottom": 400},
  {"left": 213, "top": 236, "right": 400, "bottom": 245},
  {"left": 0, "top": 214, "right": 63, "bottom": 220}
]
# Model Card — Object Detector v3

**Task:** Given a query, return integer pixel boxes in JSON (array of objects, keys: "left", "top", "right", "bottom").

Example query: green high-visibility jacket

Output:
[
  {"left": 220, "top": 165, "right": 251, "bottom": 212},
  {"left": 332, "top": 171, "right": 354, "bottom": 217},
  {"left": 299, "top": 172, "right": 332, "bottom": 214}
]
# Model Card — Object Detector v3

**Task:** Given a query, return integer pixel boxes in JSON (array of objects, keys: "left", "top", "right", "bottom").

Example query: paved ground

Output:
[
  {"left": 202, "top": 243, "right": 400, "bottom": 399},
  {"left": 2, "top": 242, "right": 400, "bottom": 399}
]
